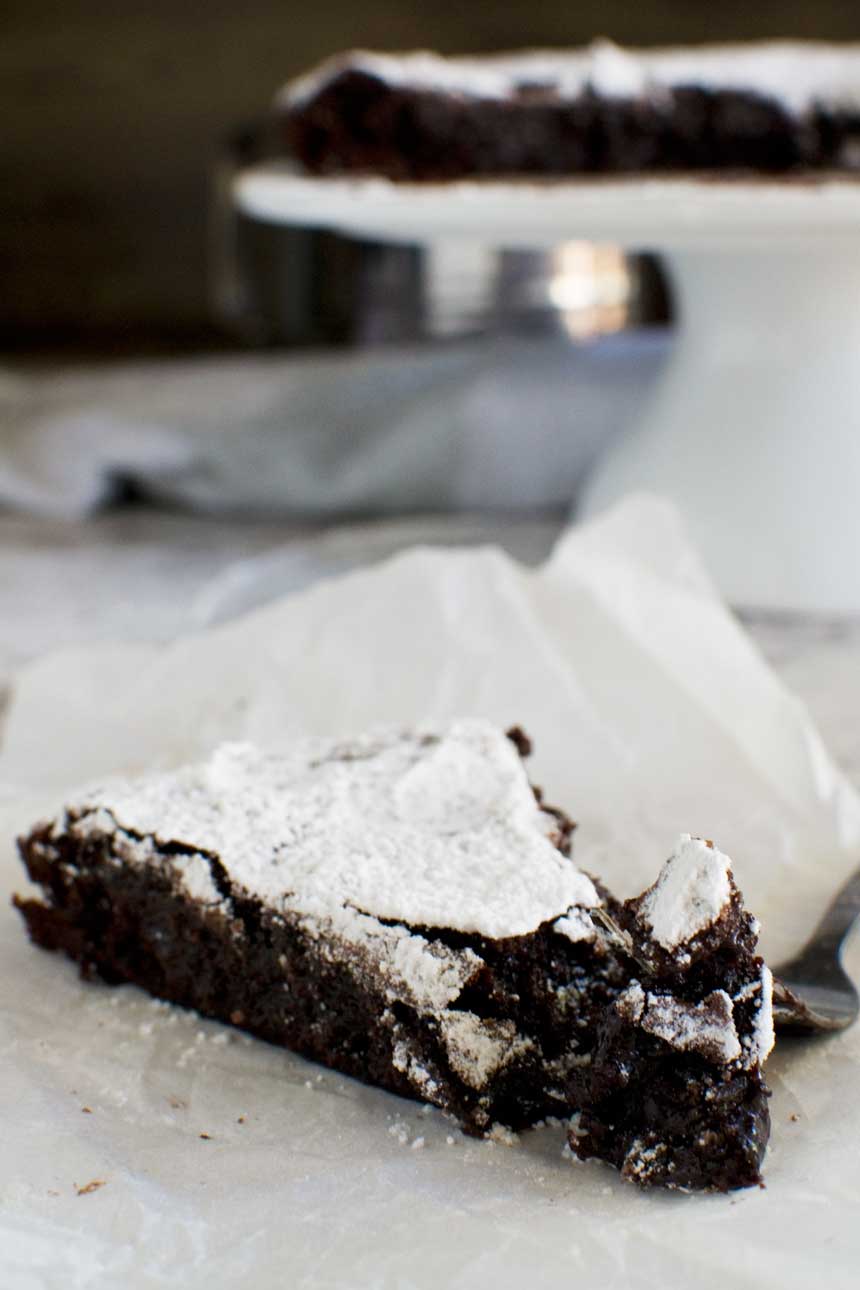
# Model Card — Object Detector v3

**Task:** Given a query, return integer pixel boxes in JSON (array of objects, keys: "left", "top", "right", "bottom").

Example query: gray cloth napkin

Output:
[{"left": 0, "top": 332, "right": 667, "bottom": 519}]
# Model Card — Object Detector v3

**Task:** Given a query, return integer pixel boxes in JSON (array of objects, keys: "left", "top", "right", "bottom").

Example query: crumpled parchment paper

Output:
[{"left": 2, "top": 495, "right": 859, "bottom": 1290}]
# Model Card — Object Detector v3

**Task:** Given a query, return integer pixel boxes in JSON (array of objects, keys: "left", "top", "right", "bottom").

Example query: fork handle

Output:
[{"left": 801, "top": 864, "right": 860, "bottom": 958}]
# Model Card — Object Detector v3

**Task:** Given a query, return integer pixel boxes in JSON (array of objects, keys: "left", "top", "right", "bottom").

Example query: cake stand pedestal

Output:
[{"left": 235, "top": 166, "right": 860, "bottom": 613}]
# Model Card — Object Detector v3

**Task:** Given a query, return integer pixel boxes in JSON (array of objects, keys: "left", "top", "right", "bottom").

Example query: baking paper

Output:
[{"left": 2, "top": 495, "right": 859, "bottom": 1289}]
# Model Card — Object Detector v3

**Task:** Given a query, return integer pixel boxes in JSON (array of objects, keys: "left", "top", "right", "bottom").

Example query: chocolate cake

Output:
[
  {"left": 278, "top": 40, "right": 860, "bottom": 180},
  {"left": 14, "top": 722, "right": 773, "bottom": 1190},
  {"left": 569, "top": 836, "right": 773, "bottom": 1190}
]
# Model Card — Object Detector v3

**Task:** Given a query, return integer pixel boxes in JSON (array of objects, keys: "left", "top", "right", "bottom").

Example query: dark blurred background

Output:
[{"left": 5, "top": 1, "right": 860, "bottom": 353}]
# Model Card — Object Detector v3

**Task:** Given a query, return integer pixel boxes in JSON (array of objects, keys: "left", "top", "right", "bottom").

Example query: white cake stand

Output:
[{"left": 235, "top": 164, "right": 860, "bottom": 613}]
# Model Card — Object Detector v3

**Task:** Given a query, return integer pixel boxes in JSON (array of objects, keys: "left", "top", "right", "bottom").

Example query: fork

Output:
[{"left": 772, "top": 865, "right": 860, "bottom": 1034}]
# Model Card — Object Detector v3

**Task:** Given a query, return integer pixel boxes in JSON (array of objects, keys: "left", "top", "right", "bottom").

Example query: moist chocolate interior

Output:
[{"left": 567, "top": 882, "right": 771, "bottom": 1191}]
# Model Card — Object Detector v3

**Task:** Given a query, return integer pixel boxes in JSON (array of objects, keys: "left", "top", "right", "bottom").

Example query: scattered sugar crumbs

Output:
[
  {"left": 487, "top": 1123, "right": 519, "bottom": 1147},
  {"left": 387, "top": 1118, "right": 410, "bottom": 1146}
]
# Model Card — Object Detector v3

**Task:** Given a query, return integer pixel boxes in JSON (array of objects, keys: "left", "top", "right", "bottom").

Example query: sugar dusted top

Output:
[
  {"left": 280, "top": 39, "right": 860, "bottom": 117},
  {"left": 66, "top": 721, "right": 597, "bottom": 939},
  {"left": 617, "top": 982, "right": 743, "bottom": 1065},
  {"left": 639, "top": 834, "right": 732, "bottom": 950}
]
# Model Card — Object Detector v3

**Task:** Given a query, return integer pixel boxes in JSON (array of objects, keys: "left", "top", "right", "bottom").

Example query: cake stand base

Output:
[
  {"left": 580, "top": 245, "right": 860, "bottom": 613},
  {"left": 234, "top": 169, "right": 860, "bottom": 612}
]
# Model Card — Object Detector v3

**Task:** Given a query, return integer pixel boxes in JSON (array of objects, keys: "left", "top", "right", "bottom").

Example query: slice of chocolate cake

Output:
[
  {"left": 568, "top": 835, "right": 774, "bottom": 1192},
  {"left": 14, "top": 722, "right": 623, "bottom": 1137},
  {"left": 13, "top": 726, "right": 774, "bottom": 1189},
  {"left": 278, "top": 40, "right": 860, "bottom": 181}
]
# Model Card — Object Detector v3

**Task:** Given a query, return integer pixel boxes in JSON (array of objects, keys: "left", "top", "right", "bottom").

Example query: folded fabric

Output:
[{"left": 0, "top": 334, "right": 667, "bottom": 519}]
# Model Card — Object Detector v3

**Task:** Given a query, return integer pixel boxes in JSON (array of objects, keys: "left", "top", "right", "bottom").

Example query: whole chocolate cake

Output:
[{"left": 278, "top": 40, "right": 860, "bottom": 180}]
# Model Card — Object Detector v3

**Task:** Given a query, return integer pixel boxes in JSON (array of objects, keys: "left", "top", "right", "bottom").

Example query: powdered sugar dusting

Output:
[
  {"left": 640, "top": 989, "right": 742, "bottom": 1065},
  {"left": 588, "top": 40, "right": 649, "bottom": 99},
  {"left": 60, "top": 721, "right": 597, "bottom": 940},
  {"left": 174, "top": 852, "right": 223, "bottom": 906},
  {"left": 438, "top": 1012, "right": 532, "bottom": 1090},
  {"left": 553, "top": 907, "right": 597, "bottom": 944},
  {"left": 616, "top": 981, "right": 646, "bottom": 1024},
  {"left": 391, "top": 1040, "right": 441, "bottom": 1099},
  {"left": 621, "top": 1136, "right": 670, "bottom": 1185},
  {"left": 82, "top": 822, "right": 226, "bottom": 909},
  {"left": 280, "top": 39, "right": 860, "bottom": 118},
  {"left": 742, "top": 965, "right": 775, "bottom": 1069},
  {"left": 69, "top": 811, "right": 482, "bottom": 1014},
  {"left": 639, "top": 835, "right": 732, "bottom": 950},
  {"left": 615, "top": 983, "right": 743, "bottom": 1065},
  {"left": 304, "top": 908, "right": 483, "bottom": 1013}
]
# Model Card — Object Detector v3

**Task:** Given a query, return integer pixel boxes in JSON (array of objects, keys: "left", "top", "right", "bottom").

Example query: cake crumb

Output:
[
  {"left": 411, "top": 1136, "right": 425, "bottom": 1150},
  {"left": 505, "top": 725, "right": 533, "bottom": 758},
  {"left": 789, "top": 1113, "right": 800, "bottom": 1122},
  {"left": 446, "top": 1135, "right": 456, "bottom": 1145},
  {"left": 81, "top": 1106, "right": 92, "bottom": 1114},
  {"left": 237, "top": 1115, "right": 246, "bottom": 1124},
  {"left": 199, "top": 1132, "right": 212, "bottom": 1140},
  {"left": 487, "top": 1123, "right": 519, "bottom": 1146},
  {"left": 388, "top": 1119, "right": 410, "bottom": 1145},
  {"left": 75, "top": 1180, "right": 106, "bottom": 1196}
]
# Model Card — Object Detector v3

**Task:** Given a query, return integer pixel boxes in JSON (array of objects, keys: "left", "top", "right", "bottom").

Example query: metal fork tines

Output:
[{"left": 772, "top": 865, "right": 860, "bottom": 1035}]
